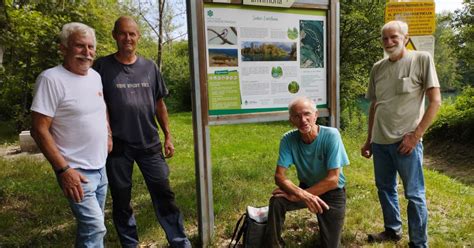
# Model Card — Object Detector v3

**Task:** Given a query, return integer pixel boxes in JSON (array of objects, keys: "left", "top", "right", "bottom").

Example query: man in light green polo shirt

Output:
[{"left": 361, "top": 20, "right": 441, "bottom": 248}]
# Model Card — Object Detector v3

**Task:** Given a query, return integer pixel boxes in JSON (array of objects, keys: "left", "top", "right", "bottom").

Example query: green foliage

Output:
[
  {"left": 427, "top": 86, "right": 474, "bottom": 144},
  {"left": 435, "top": 13, "right": 462, "bottom": 90},
  {"left": 451, "top": 1, "right": 473, "bottom": 86},
  {"left": 0, "top": 120, "right": 17, "bottom": 144},
  {"left": 339, "top": 1, "right": 385, "bottom": 130},
  {"left": 0, "top": 5, "right": 64, "bottom": 130},
  {"left": 161, "top": 41, "right": 192, "bottom": 112},
  {"left": 0, "top": 1, "right": 131, "bottom": 131},
  {"left": 136, "top": 35, "right": 159, "bottom": 61}
]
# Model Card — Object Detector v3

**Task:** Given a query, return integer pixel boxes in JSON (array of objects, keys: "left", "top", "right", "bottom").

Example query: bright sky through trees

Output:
[{"left": 435, "top": 0, "right": 464, "bottom": 13}]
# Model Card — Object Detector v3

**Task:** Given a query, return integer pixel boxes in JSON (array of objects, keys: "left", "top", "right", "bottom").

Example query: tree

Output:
[
  {"left": 0, "top": 2, "right": 64, "bottom": 130},
  {"left": 131, "top": 0, "right": 187, "bottom": 68},
  {"left": 160, "top": 40, "right": 191, "bottom": 112},
  {"left": 434, "top": 12, "right": 461, "bottom": 90},
  {"left": 0, "top": 0, "right": 7, "bottom": 68},
  {"left": 339, "top": 0, "right": 386, "bottom": 129},
  {"left": 0, "top": 1, "right": 131, "bottom": 131},
  {"left": 451, "top": 1, "right": 473, "bottom": 86}
]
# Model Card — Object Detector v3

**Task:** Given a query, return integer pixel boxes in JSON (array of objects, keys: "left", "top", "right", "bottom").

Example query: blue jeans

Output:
[
  {"left": 372, "top": 142, "right": 428, "bottom": 248},
  {"left": 61, "top": 167, "right": 108, "bottom": 248},
  {"left": 107, "top": 139, "right": 191, "bottom": 248}
]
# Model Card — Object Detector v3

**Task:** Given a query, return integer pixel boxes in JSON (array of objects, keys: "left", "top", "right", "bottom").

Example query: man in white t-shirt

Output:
[
  {"left": 361, "top": 20, "right": 441, "bottom": 248},
  {"left": 30, "top": 22, "right": 112, "bottom": 248}
]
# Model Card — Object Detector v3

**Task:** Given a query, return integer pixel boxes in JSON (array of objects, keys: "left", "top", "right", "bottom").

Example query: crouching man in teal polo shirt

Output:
[{"left": 263, "top": 96, "right": 349, "bottom": 248}]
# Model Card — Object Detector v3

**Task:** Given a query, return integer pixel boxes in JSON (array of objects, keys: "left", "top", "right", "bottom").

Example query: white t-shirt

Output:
[{"left": 31, "top": 65, "right": 108, "bottom": 170}]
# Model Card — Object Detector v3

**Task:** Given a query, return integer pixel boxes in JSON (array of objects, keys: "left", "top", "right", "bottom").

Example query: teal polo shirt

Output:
[{"left": 277, "top": 126, "right": 349, "bottom": 188}]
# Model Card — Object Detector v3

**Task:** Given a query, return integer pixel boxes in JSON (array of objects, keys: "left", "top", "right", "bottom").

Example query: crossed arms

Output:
[{"left": 272, "top": 165, "right": 340, "bottom": 213}]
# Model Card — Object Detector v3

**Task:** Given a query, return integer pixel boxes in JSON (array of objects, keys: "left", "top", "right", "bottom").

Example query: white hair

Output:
[
  {"left": 59, "top": 22, "right": 96, "bottom": 48},
  {"left": 381, "top": 20, "right": 409, "bottom": 37},
  {"left": 288, "top": 96, "right": 318, "bottom": 115}
]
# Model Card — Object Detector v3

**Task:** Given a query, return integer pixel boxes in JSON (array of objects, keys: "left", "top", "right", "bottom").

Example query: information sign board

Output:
[{"left": 204, "top": 4, "right": 327, "bottom": 116}]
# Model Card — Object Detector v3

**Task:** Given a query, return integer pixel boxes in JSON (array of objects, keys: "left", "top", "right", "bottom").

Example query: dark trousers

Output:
[
  {"left": 107, "top": 139, "right": 190, "bottom": 248},
  {"left": 264, "top": 188, "right": 346, "bottom": 248}
]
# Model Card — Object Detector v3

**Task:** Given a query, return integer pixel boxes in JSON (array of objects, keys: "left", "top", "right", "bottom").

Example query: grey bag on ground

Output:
[{"left": 229, "top": 206, "right": 269, "bottom": 248}]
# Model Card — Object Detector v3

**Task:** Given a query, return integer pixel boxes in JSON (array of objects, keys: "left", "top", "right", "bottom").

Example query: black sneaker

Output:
[{"left": 367, "top": 229, "right": 402, "bottom": 243}]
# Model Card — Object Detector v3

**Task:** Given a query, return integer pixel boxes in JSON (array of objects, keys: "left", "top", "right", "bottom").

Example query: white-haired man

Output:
[
  {"left": 361, "top": 20, "right": 441, "bottom": 247},
  {"left": 263, "top": 97, "right": 349, "bottom": 248},
  {"left": 31, "top": 22, "right": 112, "bottom": 247}
]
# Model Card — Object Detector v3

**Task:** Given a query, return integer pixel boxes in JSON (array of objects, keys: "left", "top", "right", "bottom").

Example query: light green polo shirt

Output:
[{"left": 366, "top": 50, "right": 440, "bottom": 144}]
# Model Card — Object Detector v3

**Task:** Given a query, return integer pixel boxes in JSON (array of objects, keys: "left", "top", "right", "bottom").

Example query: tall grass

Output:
[{"left": 0, "top": 113, "right": 472, "bottom": 247}]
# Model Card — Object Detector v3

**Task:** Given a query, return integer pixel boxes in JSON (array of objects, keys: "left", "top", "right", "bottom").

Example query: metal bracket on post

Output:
[{"left": 187, "top": 0, "right": 214, "bottom": 246}]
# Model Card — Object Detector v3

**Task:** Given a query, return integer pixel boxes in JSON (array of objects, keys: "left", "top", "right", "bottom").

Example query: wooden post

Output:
[{"left": 187, "top": 0, "right": 214, "bottom": 246}]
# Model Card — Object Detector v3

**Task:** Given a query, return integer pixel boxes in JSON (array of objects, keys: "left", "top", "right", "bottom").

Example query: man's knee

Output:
[
  {"left": 77, "top": 219, "right": 106, "bottom": 246},
  {"left": 405, "top": 192, "right": 426, "bottom": 207},
  {"left": 110, "top": 186, "right": 133, "bottom": 205},
  {"left": 149, "top": 179, "right": 175, "bottom": 199},
  {"left": 89, "top": 220, "right": 107, "bottom": 237},
  {"left": 149, "top": 179, "right": 179, "bottom": 215},
  {"left": 74, "top": 205, "right": 106, "bottom": 243},
  {"left": 269, "top": 196, "right": 288, "bottom": 212}
]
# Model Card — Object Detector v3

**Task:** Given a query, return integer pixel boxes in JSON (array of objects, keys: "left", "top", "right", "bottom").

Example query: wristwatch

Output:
[{"left": 55, "top": 165, "right": 71, "bottom": 175}]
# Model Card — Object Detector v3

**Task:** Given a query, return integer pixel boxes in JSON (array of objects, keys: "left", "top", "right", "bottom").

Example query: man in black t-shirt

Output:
[{"left": 93, "top": 16, "right": 191, "bottom": 248}]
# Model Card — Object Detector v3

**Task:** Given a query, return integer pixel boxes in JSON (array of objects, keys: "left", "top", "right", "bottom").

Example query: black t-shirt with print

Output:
[{"left": 93, "top": 54, "right": 168, "bottom": 149}]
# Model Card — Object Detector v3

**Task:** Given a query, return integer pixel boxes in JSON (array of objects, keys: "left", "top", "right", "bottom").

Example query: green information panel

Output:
[{"left": 204, "top": 4, "right": 327, "bottom": 116}]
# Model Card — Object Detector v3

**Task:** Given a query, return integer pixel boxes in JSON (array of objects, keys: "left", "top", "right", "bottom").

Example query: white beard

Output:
[{"left": 385, "top": 42, "right": 404, "bottom": 57}]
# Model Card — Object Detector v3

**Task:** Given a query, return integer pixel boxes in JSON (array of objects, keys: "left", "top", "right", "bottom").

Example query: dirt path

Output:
[
  {"left": 0, "top": 144, "right": 44, "bottom": 161},
  {"left": 424, "top": 140, "right": 474, "bottom": 185}
]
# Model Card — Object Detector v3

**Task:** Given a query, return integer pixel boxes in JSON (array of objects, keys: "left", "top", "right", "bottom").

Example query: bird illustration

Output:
[{"left": 209, "top": 28, "right": 228, "bottom": 41}]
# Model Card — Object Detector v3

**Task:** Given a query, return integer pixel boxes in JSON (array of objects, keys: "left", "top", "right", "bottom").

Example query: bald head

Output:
[
  {"left": 112, "top": 16, "right": 140, "bottom": 56},
  {"left": 288, "top": 96, "right": 317, "bottom": 116},
  {"left": 113, "top": 16, "right": 139, "bottom": 35}
]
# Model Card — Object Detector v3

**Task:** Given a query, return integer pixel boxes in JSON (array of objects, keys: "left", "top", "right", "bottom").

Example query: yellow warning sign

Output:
[
  {"left": 385, "top": 2, "right": 435, "bottom": 35},
  {"left": 406, "top": 38, "right": 417, "bottom": 50}
]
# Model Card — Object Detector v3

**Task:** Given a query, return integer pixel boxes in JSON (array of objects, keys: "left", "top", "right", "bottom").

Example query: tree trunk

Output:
[
  {"left": 0, "top": 46, "right": 4, "bottom": 67},
  {"left": 157, "top": 0, "right": 165, "bottom": 69},
  {"left": 0, "top": 0, "right": 9, "bottom": 68}
]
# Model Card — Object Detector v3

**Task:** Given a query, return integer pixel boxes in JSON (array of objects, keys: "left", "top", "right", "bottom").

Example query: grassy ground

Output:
[{"left": 0, "top": 113, "right": 472, "bottom": 247}]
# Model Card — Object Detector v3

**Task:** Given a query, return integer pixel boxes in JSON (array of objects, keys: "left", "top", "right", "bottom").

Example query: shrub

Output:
[
  {"left": 161, "top": 41, "right": 192, "bottom": 112},
  {"left": 426, "top": 86, "right": 474, "bottom": 144}
]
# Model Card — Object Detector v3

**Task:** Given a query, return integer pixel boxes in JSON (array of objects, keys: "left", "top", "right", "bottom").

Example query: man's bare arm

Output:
[
  {"left": 398, "top": 87, "right": 441, "bottom": 155},
  {"left": 155, "top": 98, "right": 174, "bottom": 158},
  {"left": 31, "top": 111, "right": 88, "bottom": 202},
  {"left": 273, "top": 166, "right": 328, "bottom": 213},
  {"left": 106, "top": 109, "right": 113, "bottom": 153},
  {"left": 305, "top": 168, "right": 340, "bottom": 196},
  {"left": 361, "top": 100, "right": 376, "bottom": 158}
]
